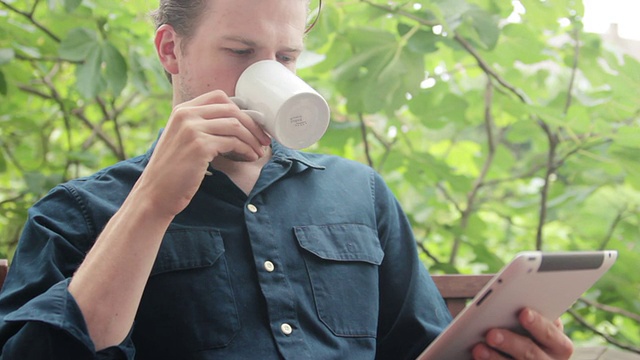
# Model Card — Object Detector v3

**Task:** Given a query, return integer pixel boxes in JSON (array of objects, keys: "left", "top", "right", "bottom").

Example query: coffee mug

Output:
[{"left": 232, "top": 60, "right": 330, "bottom": 150}]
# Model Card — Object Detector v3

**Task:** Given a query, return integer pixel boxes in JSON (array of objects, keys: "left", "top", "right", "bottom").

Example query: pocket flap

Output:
[
  {"left": 294, "top": 224, "right": 384, "bottom": 265},
  {"left": 151, "top": 229, "right": 225, "bottom": 276}
]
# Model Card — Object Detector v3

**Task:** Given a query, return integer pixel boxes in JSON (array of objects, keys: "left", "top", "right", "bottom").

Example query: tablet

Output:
[{"left": 417, "top": 250, "right": 618, "bottom": 360}]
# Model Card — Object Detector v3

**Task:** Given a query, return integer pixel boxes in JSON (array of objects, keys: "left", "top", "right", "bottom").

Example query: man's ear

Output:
[{"left": 155, "top": 24, "right": 180, "bottom": 75}]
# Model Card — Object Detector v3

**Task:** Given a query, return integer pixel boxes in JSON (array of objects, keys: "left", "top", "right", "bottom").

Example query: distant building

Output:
[{"left": 598, "top": 23, "right": 640, "bottom": 60}]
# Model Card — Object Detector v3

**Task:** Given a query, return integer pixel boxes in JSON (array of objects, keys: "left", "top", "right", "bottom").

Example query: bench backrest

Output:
[
  {"left": 0, "top": 259, "right": 7, "bottom": 291},
  {"left": 431, "top": 274, "right": 493, "bottom": 317}
]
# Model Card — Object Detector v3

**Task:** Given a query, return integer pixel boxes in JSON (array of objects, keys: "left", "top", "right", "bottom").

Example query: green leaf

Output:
[
  {"left": 68, "top": 150, "right": 99, "bottom": 167},
  {"left": 103, "top": 42, "right": 128, "bottom": 96},
  {"left": 76, "top": 44, "right": 104, "bottom": 98},
  {"left": 428, "top": 262, "right": 460, "bottom": 274},
  {"left": 468, "top": 7, "right": 500, "bottom": 50},
  {"left": 59, "top": 28, "right": 100, "bottom": 61},
  {"left": 484, "top": 24, "right": 548, "bottom": 65},
  {"left": 0, "top": 149, "right": 6, "bottom": 173},
  {"left": 129, "top": 49, "right": 150, "bottom": 94},
  {"left": 334, "top": 27, "right": 425, "bottom": 113},
  {"left": 64, "top": 0, "right": 82, "bottom": 12},
  {"left": 0, "top": 48, "right": 15, "bottom": 66},
  {"left": 409, "top": 91, "right": 469, "bottom": 129},
  {"left": 398, "top": 23, "right": 439, "bottom": 54},
  {"left": 13, "top": 44, "right": 40, "bottom": 59},
  {"left": 468, "top": 242, "right": 506, "bottom": 273},
  {"left": 23, "top": 172, "right": 48, "bottom": 194},
  {"left": 46, "top": 0, "right": 61, "bottom": 10},
  {"left": 613, "top": 126, "right": 640, "bottom": 149},
  {"left": 433, "top": 0, "right": 472, "bottom": 32},
  {"left": 609, "top": 145, "right": 640, "bottom": 190},
  {"left": 0, "top": 71, "right": 6, "bottom": 96}
]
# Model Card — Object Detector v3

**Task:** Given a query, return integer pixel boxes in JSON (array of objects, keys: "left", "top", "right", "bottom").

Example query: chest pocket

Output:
[
  {"left": 134, "top": 229, "right": 239, "bottom": 355},
  {"left": 294, "top": 224, "right": 384, "bottom": 338}
]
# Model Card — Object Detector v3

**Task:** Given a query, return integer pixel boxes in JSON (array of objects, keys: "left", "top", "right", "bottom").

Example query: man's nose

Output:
[{"left": 257, "top": 52, "right": 278, "bottom": 62}]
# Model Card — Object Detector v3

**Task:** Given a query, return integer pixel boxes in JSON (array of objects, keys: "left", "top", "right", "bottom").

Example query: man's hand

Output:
[
  {"left": 471, "top": 308, "right": 574, "bottom": 360},
  {"left": 136, "top": 90, "right": 271, "bottom": 218}
]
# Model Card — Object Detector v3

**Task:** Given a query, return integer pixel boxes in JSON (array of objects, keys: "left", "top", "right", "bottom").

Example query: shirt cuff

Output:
[{"left": 4, "top": 278, "right": 95, "bottom": 352}]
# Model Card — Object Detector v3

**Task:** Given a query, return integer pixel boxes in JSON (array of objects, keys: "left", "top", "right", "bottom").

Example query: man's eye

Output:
[
  {"left": 228, "top": 49, "right": 253, "bottom": 56},
  {"left": 277, "top": 54, "right": 295, "bottom": 64}
]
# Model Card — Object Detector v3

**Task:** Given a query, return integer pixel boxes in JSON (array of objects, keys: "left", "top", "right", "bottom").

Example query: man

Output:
[{"left": 0, "top": 0, "right": 574, "bottom": 359}]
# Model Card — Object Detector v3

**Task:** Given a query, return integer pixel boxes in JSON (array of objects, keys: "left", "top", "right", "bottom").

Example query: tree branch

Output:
[
  {"left": 358, "top": 113, "right": 374, "bottom": 167},
  {"left": 28, "top": 0, "right": 39, "bottom": 17},
  {"left": 0, "top": 192, "right": 27, "bottom": 208},
  {"left": 563, "top": 24, "right": 580, "bottom": 114},
  {"left": 0, "top": 141, "right": 25, "bottom": 175},
  {"left": 367, "top": 123, "right": 397, "bottom": 172},
  {"left": 416, "top": 239, "right": 442, "bottom": 265},
  {"left": 15, "top": 53, "right": 82, "bottom": 65},
  {"left": 359, "top": 0, "right": 531, "bottom": 105},
  {"left": 360, "top": 0, "right": 439, "bottom": 27},
  {"left": 72, "top": 109, "right": 124, "bottom": 158},
  {"left": 450, "top": 77, "right": 498, "bottom": 264},
  {"left": 96, "top": 97, "right": 126, "bottom": 160},
  {"left": 113, "top": 93, "right": 139, "bottom": 120},
  {"left": 599, "top": 206, "right": 627, "bottom": 250},
  {"left": 39, "top": 65, "right": 74, "bottom": 178},
  {"left": 577, "top": 298, "right": 640, "bottom": 323},
  {"left": 535, "top": 119, "right": 558, "bottom": 250},
  {"left": 17, "top": 85, "right": 53, "bottom": 100},
  {"left": 0, "top": 0, "right": 61, "bottom": 43},
  {"left": 20, "top": 84, "right": 126, "bottom": 161},
  {"left": 567, "top": 308, "right": 640, "bottom": 354},
  {"left": 436, "top": 183, "right": 463, "bottom": 214},
  {"left": 452, "top": 34, "right": 530, "bottom": 104},
  {"left": 535, "top": 21, "right": 581, "bottom": 250}
]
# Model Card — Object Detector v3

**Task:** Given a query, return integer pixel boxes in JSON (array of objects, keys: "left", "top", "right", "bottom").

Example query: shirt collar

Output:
[
  {"left": 270, "top": 141, "right": 326, "bottom": 170},
  {"left": 145, "top": 131, "right": 325, "bottom": 171}
]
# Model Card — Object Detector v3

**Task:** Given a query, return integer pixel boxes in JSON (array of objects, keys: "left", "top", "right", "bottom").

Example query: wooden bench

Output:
[
  {"left": 0, "top": 259, "right": 7, "bottom": 291},
  {"left": 431, "top": 274, "right": 493, "bottom": 317},
  {"left": 0, "top": 261, "right": 635, "bottom": 359}
]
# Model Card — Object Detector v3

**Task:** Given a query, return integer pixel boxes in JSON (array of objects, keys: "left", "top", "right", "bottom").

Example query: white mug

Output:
[{"left": 233, "top": 60, "right": 330, "bottom": 150}]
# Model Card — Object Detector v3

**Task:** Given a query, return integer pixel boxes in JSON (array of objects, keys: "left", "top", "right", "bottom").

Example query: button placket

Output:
[{"left": 245, "top": 192, "right": 309, "bottom": 357}]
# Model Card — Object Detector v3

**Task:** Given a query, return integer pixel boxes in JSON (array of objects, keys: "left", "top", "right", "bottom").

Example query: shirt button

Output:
[
  {"left": 247, "top": 204, "right": 258, "bottom": 213},
  {"left": 264, "top": 261, "right": 275, "bottom": 272},
  {"left": 280, "top": 323, "right": 293, "bottom": 335}
]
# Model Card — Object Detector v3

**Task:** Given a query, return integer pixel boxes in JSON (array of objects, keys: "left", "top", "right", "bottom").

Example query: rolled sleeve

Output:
[
  {"left": 0, "top": 185, "right": 135, "bottom": 359},
  {"left": 1, "top": 279, "right": 134, "bottom": 359},
  {"left": 4, "top": 279, "right": 92, "bottom": 346}
]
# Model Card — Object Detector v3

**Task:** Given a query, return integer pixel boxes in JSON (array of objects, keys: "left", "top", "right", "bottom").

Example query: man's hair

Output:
[
  {"left": 151, "top": 0, "right": 209, "bottom": 82},
  {"left": 151, "top": 0, "right": 315, "bottom": 82},
  {"left": 151, "top": 0, "right": 208, "bottom": 40}
]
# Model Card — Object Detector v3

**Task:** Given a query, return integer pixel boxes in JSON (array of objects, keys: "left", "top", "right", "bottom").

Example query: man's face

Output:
[{"left": 172, "top": 0, "right": 307, "bottom": 104}]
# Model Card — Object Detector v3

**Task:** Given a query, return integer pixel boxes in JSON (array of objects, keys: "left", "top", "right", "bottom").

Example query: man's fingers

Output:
[
  {"left": 519, "top": 309, "right": 574, "bottom": 358},
  {"left": 471, "top": 309, "right": 574, "bottom": 360},
  {"left": 181, "top": 89, "right": 233, "bottom": 107},
  {"left": 553, "top": 317, "right": 564, "bottom": 331},
  {"left": 185, "top": 102, "right": 271, "bottom": 146},
  {"left": 197, "top": 117, "right": 267, "bottom": 158},
  {"left": 472, "top": 342, "right": 512, "bottom": 360}
]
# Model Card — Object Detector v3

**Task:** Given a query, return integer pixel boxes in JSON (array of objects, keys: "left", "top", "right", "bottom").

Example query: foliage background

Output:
[{"left": 1, "top": 0, "right": 638, "bottom": 352}]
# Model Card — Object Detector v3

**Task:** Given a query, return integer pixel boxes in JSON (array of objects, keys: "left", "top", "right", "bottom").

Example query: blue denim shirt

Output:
[{"left": 0, "top": 141, "right": 451, "bottom": 359}]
